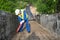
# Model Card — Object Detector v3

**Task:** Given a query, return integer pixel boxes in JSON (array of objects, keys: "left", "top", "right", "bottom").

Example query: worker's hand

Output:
[{"left": 20, "top": 20, "right": 24, "bottom": 24}]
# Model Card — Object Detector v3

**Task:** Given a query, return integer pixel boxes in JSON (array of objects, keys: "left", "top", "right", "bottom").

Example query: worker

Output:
[{"left": 15, "top": 9, "right": 30, "bottom": 33}]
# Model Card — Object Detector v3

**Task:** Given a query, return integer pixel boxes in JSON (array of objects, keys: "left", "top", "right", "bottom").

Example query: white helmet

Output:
[{"left": 15, "top": 9, "right": 21, "bottom": 15}]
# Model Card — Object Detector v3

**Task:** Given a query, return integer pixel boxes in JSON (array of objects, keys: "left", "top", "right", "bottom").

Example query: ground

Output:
[{"left": 12, "top": 21, "right": 58, "bottom": 40}]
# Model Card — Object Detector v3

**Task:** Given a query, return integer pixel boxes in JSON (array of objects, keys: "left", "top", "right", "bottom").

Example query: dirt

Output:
[{"left": 12, "top": 21, "right": 58, "bottom": 40}]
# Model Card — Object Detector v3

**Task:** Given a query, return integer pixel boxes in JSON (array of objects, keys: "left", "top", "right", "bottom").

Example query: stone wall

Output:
[
  {"left": 35, "top": 14, "right": 60, "bottom": 35},
  {"left": 0, "top": 10, "right": 18, "bottom": 40}
]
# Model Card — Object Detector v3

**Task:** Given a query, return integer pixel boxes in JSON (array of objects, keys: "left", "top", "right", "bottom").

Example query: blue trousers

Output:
[{"left": 18, "top": 16, "right": 30, "bottom": 32}]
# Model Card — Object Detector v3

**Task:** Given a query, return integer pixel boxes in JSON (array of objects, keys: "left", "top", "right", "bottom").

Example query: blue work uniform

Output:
[{"left": 17, "top": 10, "right": 30, "bottom": 33}]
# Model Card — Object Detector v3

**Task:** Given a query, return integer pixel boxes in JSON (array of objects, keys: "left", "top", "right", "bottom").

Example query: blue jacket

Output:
[{"left": 18, "top": 10, "right": 28, "bottom": 22}]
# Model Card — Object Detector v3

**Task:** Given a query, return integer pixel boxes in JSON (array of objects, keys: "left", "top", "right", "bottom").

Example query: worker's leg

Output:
[
  {"left": 19, "top": 23, "right": 24, "bottom": 32},
  {"left": 26, "top": 19, "right": 30, "bottom": 33}
]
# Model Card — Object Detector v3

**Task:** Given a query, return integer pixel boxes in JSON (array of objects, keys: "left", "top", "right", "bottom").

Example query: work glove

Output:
[{"left": 20, "top": 20, "right": 24, "bottom": 24}]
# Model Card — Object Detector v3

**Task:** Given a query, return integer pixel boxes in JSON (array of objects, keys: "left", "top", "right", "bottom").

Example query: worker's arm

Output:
[
  {"left": 18, "top": 16, "right": 22, "bottom": 22},
  {"left": 18, "top": 16, "right": 25, "bottom": 24}
]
